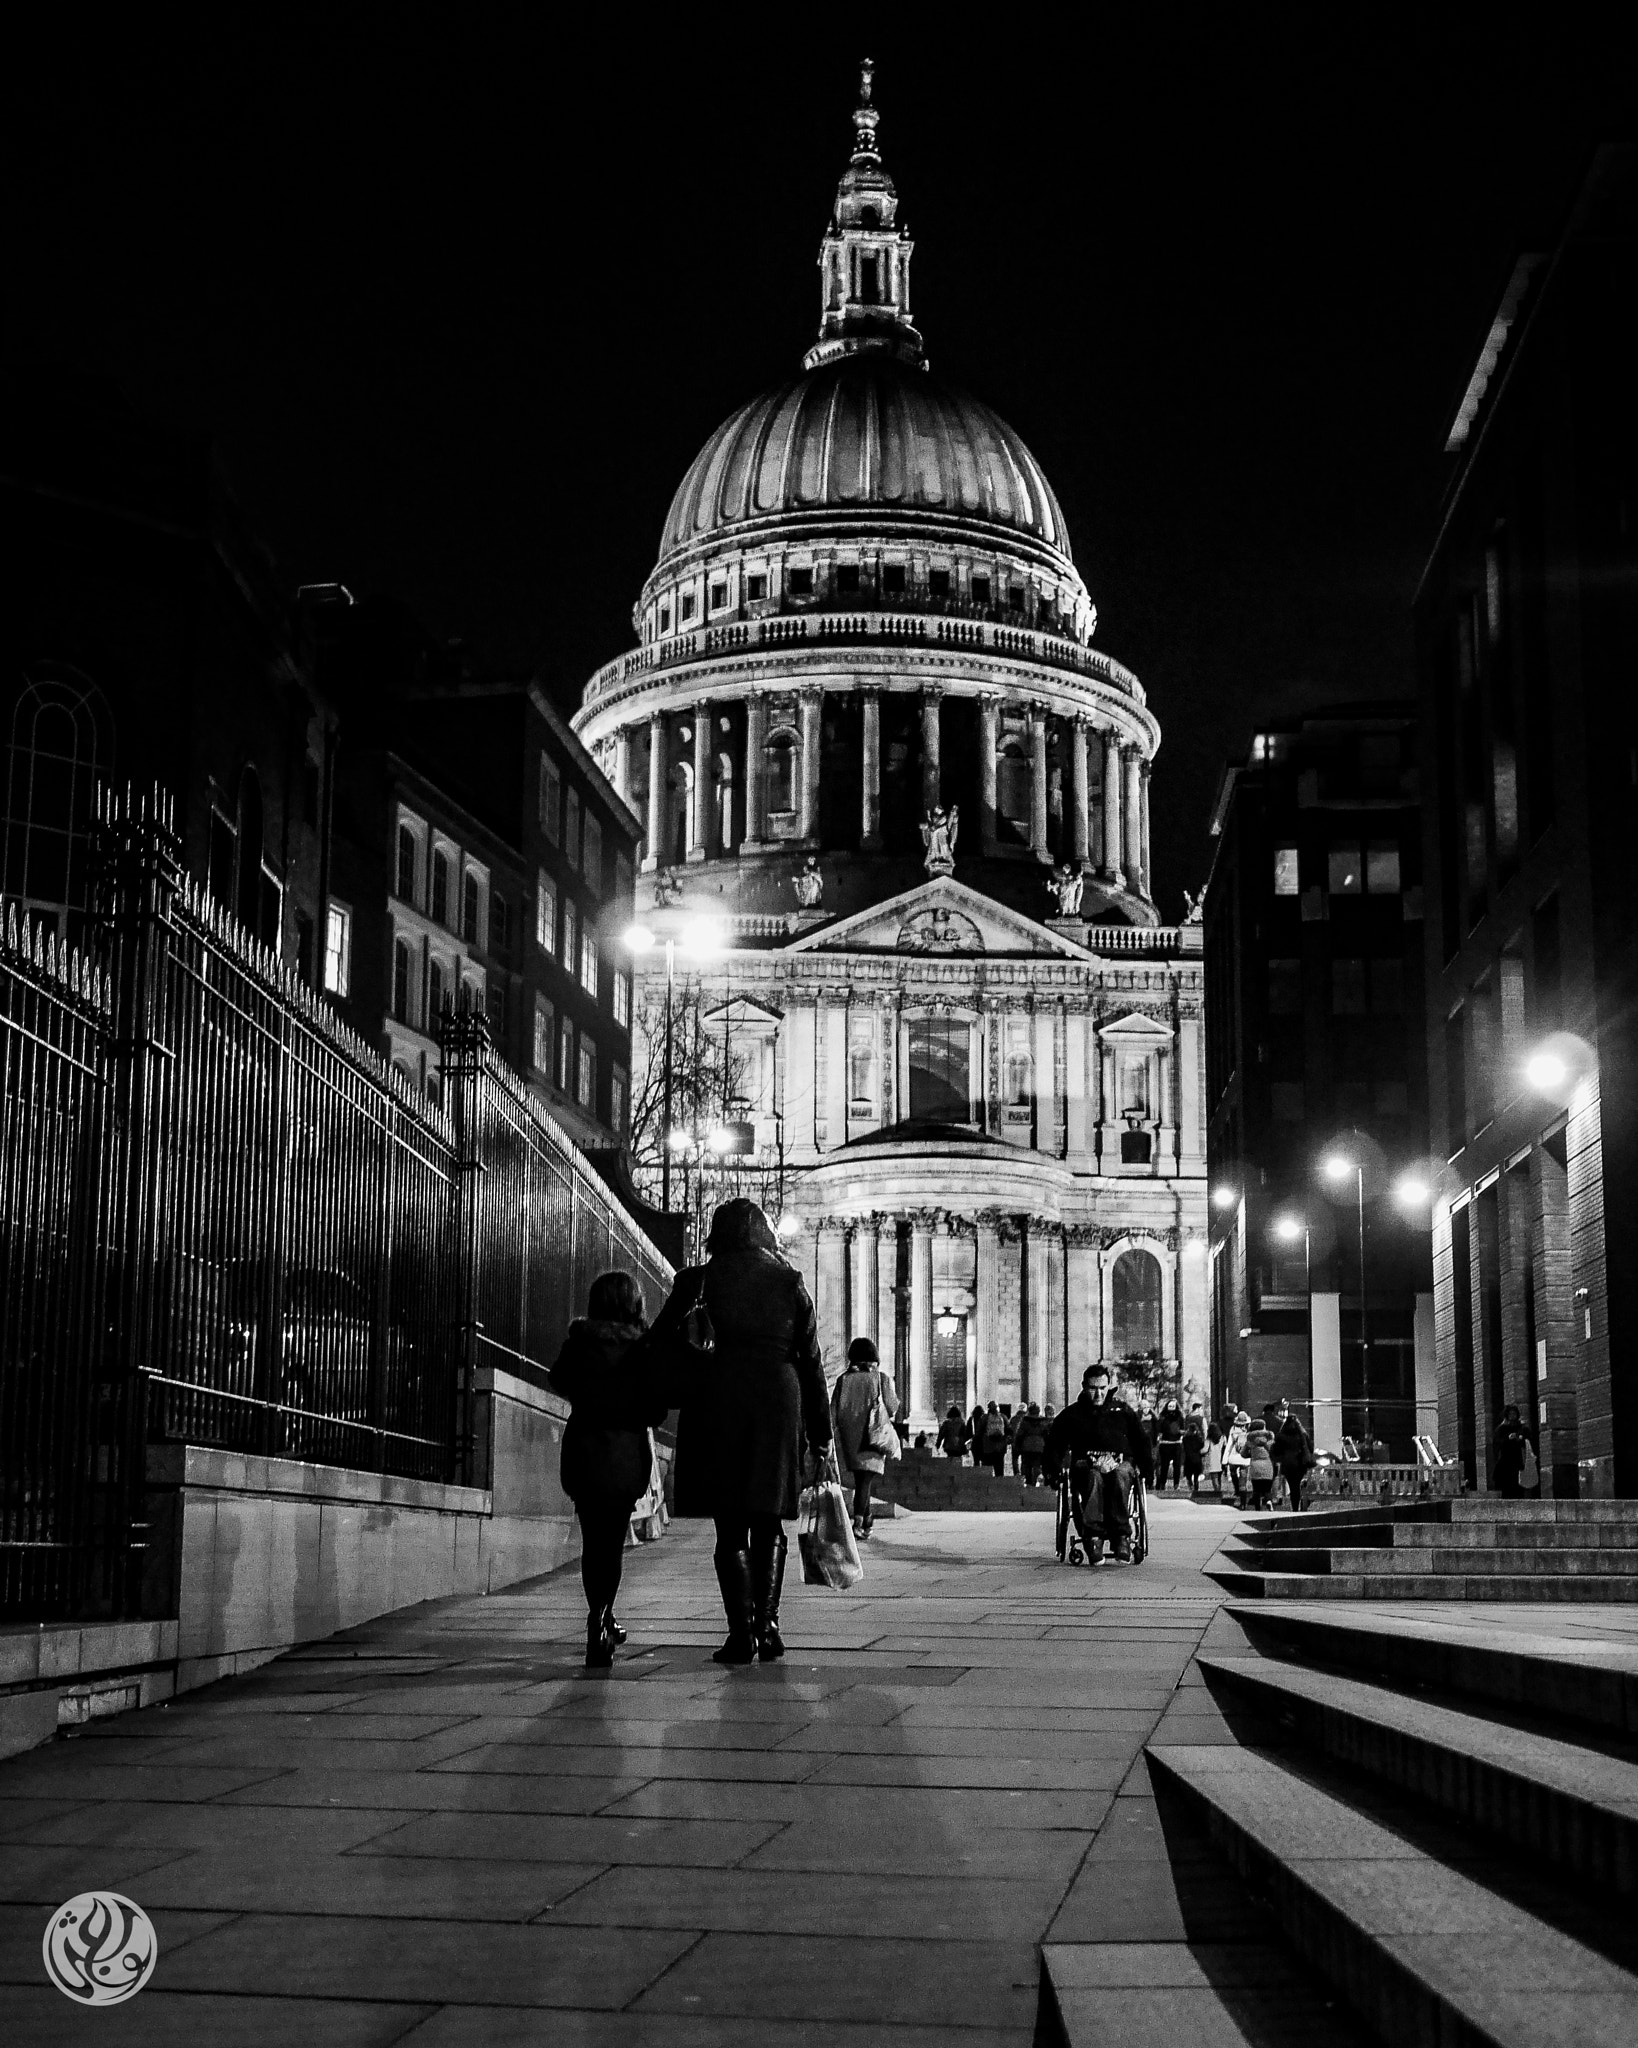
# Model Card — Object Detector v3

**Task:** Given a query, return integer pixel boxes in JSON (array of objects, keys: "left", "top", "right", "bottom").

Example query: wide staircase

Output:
[
  {"left": 876, "top": 1449, "right": 1055, "bottom": 1512},
  {"left": 1207, "top": 1497, "right": 1638, "bottom": 1600},
  {"left": 1122, "top": 1602, "right": 1638, "bottom": 2046}
]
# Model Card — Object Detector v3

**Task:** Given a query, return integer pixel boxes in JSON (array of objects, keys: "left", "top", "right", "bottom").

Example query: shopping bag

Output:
[
  {"left": 1521, "top": 1440, "right": 1540, "bottom": 1492},
  {"left": 797, "top": 1454, "right": 863, "bottom": 1589},
  {"left": 630, "top": 1433, "right": 669, "bottom": 1544}
]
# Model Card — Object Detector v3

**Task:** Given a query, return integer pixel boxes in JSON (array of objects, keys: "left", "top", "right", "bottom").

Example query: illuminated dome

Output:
[{"left": 658, "top": 354, "right": 1073, "bottom": 567}]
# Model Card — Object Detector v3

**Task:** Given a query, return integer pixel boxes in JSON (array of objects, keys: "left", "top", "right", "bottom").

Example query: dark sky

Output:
[{"left": 7, "top": 14, "right": 1630, "bottom": 916}]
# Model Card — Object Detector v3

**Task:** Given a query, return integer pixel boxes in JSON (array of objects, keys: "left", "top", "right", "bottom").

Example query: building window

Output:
[
  {"left": 788, "top": 567, "right": 813, "bottom": 596},
  {"left": 580, "top": 931, "right": 598, "bottom": 998},
  {"left": 489, "top": 892, "right": 510, "bottom": 962},
  {"left": 709, "top": 580, "right": 727, "bottom": 610},
  {"left": 848, "top": 1009, "right": 878, "bottom": 1112},
  {"left": 392, "top": 938, "right": 412, "bottom": 1023},
  {"left": 883, "top": 563, "right": 906, "bottom": 595},
  {"left": 1111, "top": 1249, "right": 1162, "bottom": 1359},
  {"left": 396, "top": 824, "right": 417, "bottom": 906},
  {"left": 1119, "top": 1055, "right": 1151, "bottom": 1118},
  {"left": 461, "top": 870, "right": 480, "bottom": 945},
  {"left": 582, "top": 813, "right": 602, "bottom": 896},
  {"left": 907, "top": 1015, "right": 970, "bottom": 1122},
  {"left": 533, "top": 998, "right": 554, "bottom": 1073},
  {"left": 486, "top": 980, "right": 506, "bottom": 1041},
  {"left": 565, "top": 789, "right": 581, "bottom": 871},
  {"left": 1366, "top": 842, "right": 1402, "bottom": 894},
  {"left": 323, "top": 902, "right": 351, "bottom": 997},
  {"left": 767, "top": 732, "right": 798, "bottom": 814},
  {"left": 613, "top": 969, "right": 630, "bottom": 1028},
  {"left": 428, "top": 958, "right": 445, "bottom": 1029},
  {"left": 558, "top": 1017, "right": 575, "bottom": 1092},
  {"left": 611, "top": 1065, "right": 627, "bottom": 1134},
  {"left": 680, "top": 591, "right": 696, "bottom": 622},
  {"left": 1328, "top": 845, "right": 1363, "bottom": 895},
  {"left": 536, "top": 871, "right": 557, "bottom": 957},
  {"left": 562, "top": 897, "right": 578, "bottom": 971},
  {"left": 578, "top": 1038, "right": 597, "bottom": 1111},
  {"left": 658, "top": 605, "right": 671, "bottom": 634},
  {"left": 1009, "top": 586, "right": 1025, "bottom": 611},
  {"left": 1331, "top": 958, "right": 1367, "bottom": 1014},
  {"left": 746, "top": 573, "right": 767, "bottom": 601},
  {"left": 971, "top": 574, "right": 991, "bottom": 605},
  {"left": 997, "top": 741, "right": 1031, "bottom": 837},
  {"left": 539, "top": 756, "right": 561, "bottom": 843},
  {"left": 929, "top": 568, "right": 951, "bottom": 600},
  {"left": 836, "top": 563, "right": 860, "bottom": 596},
  {"left": 1273, "top": 847, "right": 1299, "bottom": 896},
  {"left": 1267, "top": 958, "right": 1301, "bottom": 1015},
  {"left": 431, "top": 849, "right": 450, "bottom": 925}
]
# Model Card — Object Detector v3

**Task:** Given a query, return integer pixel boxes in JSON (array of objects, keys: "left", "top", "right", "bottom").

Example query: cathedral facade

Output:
[{"left": 573, "top": 67, "right": 1208, "bottom": 1424}]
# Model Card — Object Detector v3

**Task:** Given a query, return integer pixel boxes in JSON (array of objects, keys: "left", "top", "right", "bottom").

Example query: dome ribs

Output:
[{"left": 754, "top": 380, "right": 805, "bottom": 515}]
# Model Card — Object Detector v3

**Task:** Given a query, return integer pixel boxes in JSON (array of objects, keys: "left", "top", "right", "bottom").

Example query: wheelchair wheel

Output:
[
  {"left": 1129, "top": 1478, "right": 1149, "bottom": 1564},
  {"left": 1055, "top": 1473, "right": 1072, "bottom": 1561}
]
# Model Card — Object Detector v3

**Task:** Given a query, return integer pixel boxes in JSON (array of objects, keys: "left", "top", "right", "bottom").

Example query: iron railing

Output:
[{"left": 0, "top": 788, "right": 670, "bottom": 1622}]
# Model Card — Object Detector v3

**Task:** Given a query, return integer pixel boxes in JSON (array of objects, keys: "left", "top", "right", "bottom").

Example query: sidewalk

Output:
[{"left": 2, "top": 1493, "right": 1234, "bottom": 2045}]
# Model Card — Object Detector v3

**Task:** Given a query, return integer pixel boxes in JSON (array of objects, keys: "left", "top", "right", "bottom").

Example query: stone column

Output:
[
  {"left": 861, "top": 691, "right": 882, "bottom": 850},
  {"left": 817, "top": 1219, "right": 849, "bottom": 1378},
  {"left": 877, "top": 1215, "right": 900, "bottom": 1406},
  {"left": 975, "top": 1214, "right": 1000, "bottom": 1406},
  {"left": 799, "top": 690, "right": 822, "bottom": 843},
  {"left": 612, "top": 727, "right": 632, "bottom": 810},
  {"left": 743, "top": 695, "right": 767, "bottom": 848},
  {"left": 909, "top": 1212, "right": 935, "bottom": 1424},
  {"left": 1124, "top": 749, "right": 1144, "bottom": 894},
  {"left": 1026, "top": 1224, "right": 1049, "bottom": 1407},
  {"left": 996, "top": 1217, "right": 1024, "bottom": 1402},
  {"left": 1101, "top": 732, "right": 1123, "bottom": 884},
  {"left": 852, "top": 1217, "right": 879, "bottom": 1353},
  {"left": 920, "top": 691, "right": 942, "bottom": 814},
  {"left": 1067, "top": 1232, "right": 1098, "bottom": 1389},
  {"left": 1071, "top": 719, "right": 1091, "bottom": 869},
  {"left": 644, "top": 710, "right": 666, "bottom": 871},
  {"left": 689, "top": 704, "right": 711, "bottom": 862},
  {"left": 1030, "top": 708, "right": 1050, "bottom": 862},
  {"left": 1140, "top": 762, "right": 1152, "bottom": 899},
  {"left": 978, "top": 695, "right": 1000, "bottom": 847},
  {"left": 1045, "top": 1227, "right": 1068, "bottom": 1411}
]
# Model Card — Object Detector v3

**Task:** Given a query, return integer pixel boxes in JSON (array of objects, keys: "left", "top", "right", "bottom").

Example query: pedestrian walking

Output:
[
  {"left": 979, "top": 1400, "right": 1009, "bottom": 1476},
  {"left": 1154, "top": 1396, "right": 1186, "bottom": 1491},
  {"left": 1246, "top": 1416, "right": 1276, "bottom": 1509},
  {"left": 1202, "top": 1418, "right": 1225, "bottom": 1498},
  {"left": 1222, "top": 1411, "right": 1252, "bottom": 1506},
  {"left": 649, "top": 1197, "right": 832, "bottom": 1665},
  {"left": 1182, "top": 1406, "right": 1206, "bottom": 1496},
  {"left": 936, "top": 1405, "right": 969, "bottom": 1459},
  {"left": 968, "top": 1400, "right": 988, "bottom": 1469},
  {"left": 1492, "top": 1404, "right": 1537, "bottom": 1498},
  {"left": 1272, "top": 1398, "right": 1313, "bottom": 1511},
  {"left": 548, "top": 1270, "right": 669, "bottom": 1669},
  {"left": 1014, "top": 1401, "right": 1049, "bottom": 1486},
  {"left": 831, "top": 1338, "right": 897, "bottom": 1539}
]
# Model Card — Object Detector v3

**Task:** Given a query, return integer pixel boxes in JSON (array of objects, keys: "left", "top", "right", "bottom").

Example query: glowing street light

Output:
[
  {"left": 1526, "top": 1050, "right": 1567, "bottom": 1093},
  {"left": 622, "top": 922, "right": 657, "bottom": 954},
  {"left": 1321, "top": 1151, "right": 1355, "bottom": 1185},
  {"left": 1273, "top": 1213, "right": 1306, "bottom": 1244},
  {"left": 1393, "top": 1173, "right": 1431, "bottom": 1209},
  {"left": 775, "top": 1211, "right": 800, "bottom": 1239},
  {"left": 1211, "top": 1185, "right": 1238, "bottom": 1211}
]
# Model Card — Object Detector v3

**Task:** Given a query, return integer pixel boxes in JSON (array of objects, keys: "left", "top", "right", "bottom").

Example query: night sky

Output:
[{"left": 8, "top": 16, "right": 1629, "bottom": 917}]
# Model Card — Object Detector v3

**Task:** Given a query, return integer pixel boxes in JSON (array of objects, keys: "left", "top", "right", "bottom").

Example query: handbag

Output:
[
  {"left": 645, "top": 1268, "right": 714, "bottom": 1407},
  {"left": 863, "top": 1373, "right": 899, "bottom": 1459},
  {"left": 797, "top": 1447, "right": 863, "bottom": 1589}
]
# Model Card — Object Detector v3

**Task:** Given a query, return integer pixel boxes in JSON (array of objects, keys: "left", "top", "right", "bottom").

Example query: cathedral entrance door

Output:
[{"left": 931, "top": 1318, "right": 968, "bottom": 1420}]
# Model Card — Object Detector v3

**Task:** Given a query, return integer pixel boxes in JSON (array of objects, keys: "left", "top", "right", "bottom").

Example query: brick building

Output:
[
  {"left": 1417, "top": 145, "right": 1638, "bottom": 1498},
  {"left": 1203, "top": 707, "right": 1436, "bottom": 1455}
]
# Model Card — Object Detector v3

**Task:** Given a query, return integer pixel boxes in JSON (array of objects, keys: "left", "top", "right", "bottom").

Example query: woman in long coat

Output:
[
  {"left": 548, "top": 1270, "right": 668, "bottom": 1667},
  {"left": 831, "top": 1337, "right": 896, "bottom": 1538},
  {"left": 650, "top": 1199, "right": 832, "bottom": 1664}
]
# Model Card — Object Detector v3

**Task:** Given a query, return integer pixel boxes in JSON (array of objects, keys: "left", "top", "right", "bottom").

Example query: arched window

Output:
[
  {"left": 1, "top": 669, "right": 115, "bottom": 926},
  {"left": 996, "top": 739, "right": 1030, "bottom": 842},
  {"left": 766, "top": 731, "right": 798, "bottom": 815},
  {"left": 1006, "top": 1050, "right": 1033, "bottom": 1106},
  {"left": 1111, "top": 1249, "right": 1163, "bottom": 1360}
]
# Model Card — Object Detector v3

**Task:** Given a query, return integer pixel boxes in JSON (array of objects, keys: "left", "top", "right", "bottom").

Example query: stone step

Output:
[
  {"left": 1145, "top": 1743, "right": 1638, "bottom": 2046},
  {"left": 876, "top": 1465, "right": 1056, "bottom": 1512},
  {"left": 1196, "top": 1654, "right": 1638, "bottom": 1896},
  {"left": 1206, "top": 1561, "right": 1638, "bottom": 1602},
  {"left": 1322, "top": 1546, "right": 1638, "bottom": 1577}
]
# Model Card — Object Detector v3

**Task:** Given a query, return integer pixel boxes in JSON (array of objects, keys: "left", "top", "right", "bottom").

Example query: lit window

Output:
[
  {"left": 1366, "top": 843, "right": 1402, "bottom": 894},
  {"left": 533, "top": 998, "right": 554, "bottom": 1073},
  {"left": 746, "top": 573, "right": 767, "bottom": 602},
  {"left": 431, "top": 849, "right": 450, "bottom": 925},
  {"left": 1273, "top": 847, "right": 1299, "bottom": 896},
  {"left": 709, "top": 581, "right": 727, "bottom": 610},
  {"left": 322, "top": 902, "right": 351, "bottom": 997},
  {"left": 680, "top": 591, "right": 696, "bottom": 621},
  {"left": 1328, "top": 845, "right": 1363, "bottom": 895},
  {"left": 582, "top": 813, "right": 602, "bottom": 896},
  {"left": 562, "top": 897, "right": 577, "bottom": 969},
  {"left": 613, "top": 969, "right": 630, "bottom": 1028},
  {"left": 539, "top": 757, "right": 561, "bottom": 843},
  {"left": 557, "top": 1017, "right": 575, "bottom": 1092},
  {"left": 580, "top": 931, "right": 599, "bottom": 998},
  {"left": 565, "top": 790, "right": 580, "bottom": 871},
  {"left": 396, "top": 824, "right": 417, "bottom": 905},
  {"left": 536, "top": 871, "right": 557, "bottom": 956},
  {"left": 462, "top": 870, "right": 481, "bottom": 944},
  {"left": 577, "top": 1038, "right": 597, "bottom": 1110}
]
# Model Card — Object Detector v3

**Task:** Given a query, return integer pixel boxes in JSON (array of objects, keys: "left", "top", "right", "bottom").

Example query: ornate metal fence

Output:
[{"left": 0, "top": 789, "right": 669, "bottom": 1623}]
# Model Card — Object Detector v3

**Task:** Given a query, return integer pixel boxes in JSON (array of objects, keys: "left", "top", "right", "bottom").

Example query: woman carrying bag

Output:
[
  {"left": 831, "top": 1337, "right": 899, "bottom": 1539},
  {"left": 648, "top": 1198, "right": 831, "bottom": 1665}
]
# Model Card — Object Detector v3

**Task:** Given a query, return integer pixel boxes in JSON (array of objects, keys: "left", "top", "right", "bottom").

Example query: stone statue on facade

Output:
[
  {"left": 1047, "top": 864, "right": 1084, "bottom": 916},
  {"left": 1182, "top": 887, "right": 1204, "bottom": 925},
  {"left": 792, "top": 856, "right": 824, "bottom": 908},
  {"left": 920, "top": 804, "right": 958, "bottom": 876}
]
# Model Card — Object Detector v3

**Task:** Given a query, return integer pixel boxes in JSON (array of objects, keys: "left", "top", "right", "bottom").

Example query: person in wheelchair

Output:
[{"left": 1044, "top": 1366, "right": 1154, "bottom": 1562}]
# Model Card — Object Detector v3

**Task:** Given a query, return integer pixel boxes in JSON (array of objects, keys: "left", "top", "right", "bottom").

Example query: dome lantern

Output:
[{"left": 806, "top": 59, "right": 925, "bottom": 373}]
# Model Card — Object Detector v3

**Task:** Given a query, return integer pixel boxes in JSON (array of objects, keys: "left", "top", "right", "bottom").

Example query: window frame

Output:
[{"left": 322, "top": 900, "right": 352, "bottom": 998}]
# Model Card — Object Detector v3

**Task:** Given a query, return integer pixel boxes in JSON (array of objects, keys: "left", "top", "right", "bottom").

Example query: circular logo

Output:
[{"left": 43, "top": 1893, "right": 158, "bottom": 2005}]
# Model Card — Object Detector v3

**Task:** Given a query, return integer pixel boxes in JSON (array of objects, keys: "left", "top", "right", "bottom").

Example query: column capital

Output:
[{"left": 908, "top": 1206, "right": 939, "bottom": 1235}]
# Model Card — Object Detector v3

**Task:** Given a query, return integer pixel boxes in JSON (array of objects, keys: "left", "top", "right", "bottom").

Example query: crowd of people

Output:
[{"left": 545, "top": 1194, "right": 1328, "bottom": 1670}]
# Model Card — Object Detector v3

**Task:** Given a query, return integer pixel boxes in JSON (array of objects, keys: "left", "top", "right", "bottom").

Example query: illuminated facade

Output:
[{"left": 573, "top": 66, "right": 1208, "bottom": 1421}]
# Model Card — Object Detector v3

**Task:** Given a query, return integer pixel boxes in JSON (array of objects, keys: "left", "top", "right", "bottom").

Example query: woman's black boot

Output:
[
  {"left": 753, "top": 1530, "right": 788, "bottom": 1661},
  {"left": 603, "top": 1606, "right": 628, "bottom": 1645},
  {"left": 585, "top": 1612, "right": 614, "bottom": 1669},
  {"left": 712, "top": 1550, "right": 756, "bottom": 1665}
]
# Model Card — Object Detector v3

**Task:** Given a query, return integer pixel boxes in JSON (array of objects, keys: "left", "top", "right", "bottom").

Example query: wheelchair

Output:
[{"left": 1054, "top": 1455, "right": 1148, "bottom": 1566}]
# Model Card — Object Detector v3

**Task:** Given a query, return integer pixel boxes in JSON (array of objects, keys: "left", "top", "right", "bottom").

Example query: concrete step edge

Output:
[{"left": 1145, "top": 1742, "right": 1638, "bottom": 2046}]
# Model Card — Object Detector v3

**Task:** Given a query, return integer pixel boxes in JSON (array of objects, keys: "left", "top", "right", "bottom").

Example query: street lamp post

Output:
[{"left": 1273, "top": 1213, "right": 1312, "bottom": 1426}]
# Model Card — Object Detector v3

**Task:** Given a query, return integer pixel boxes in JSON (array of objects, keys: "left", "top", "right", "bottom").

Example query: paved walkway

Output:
[{"left": 2, "top": 1494, "right": 1238, "bottom": 2045}]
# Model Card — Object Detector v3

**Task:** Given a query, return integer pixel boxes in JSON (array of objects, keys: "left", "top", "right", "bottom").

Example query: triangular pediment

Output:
[
  {"left": 703, "top": 995, "right": 782, "bottom": 1030},
  {"left": 1100, "top": 1008, "right": 1174, "bottom": 1041},
  {"left": 785, "top": 877, "right": 1098, "bottom": 960}
]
